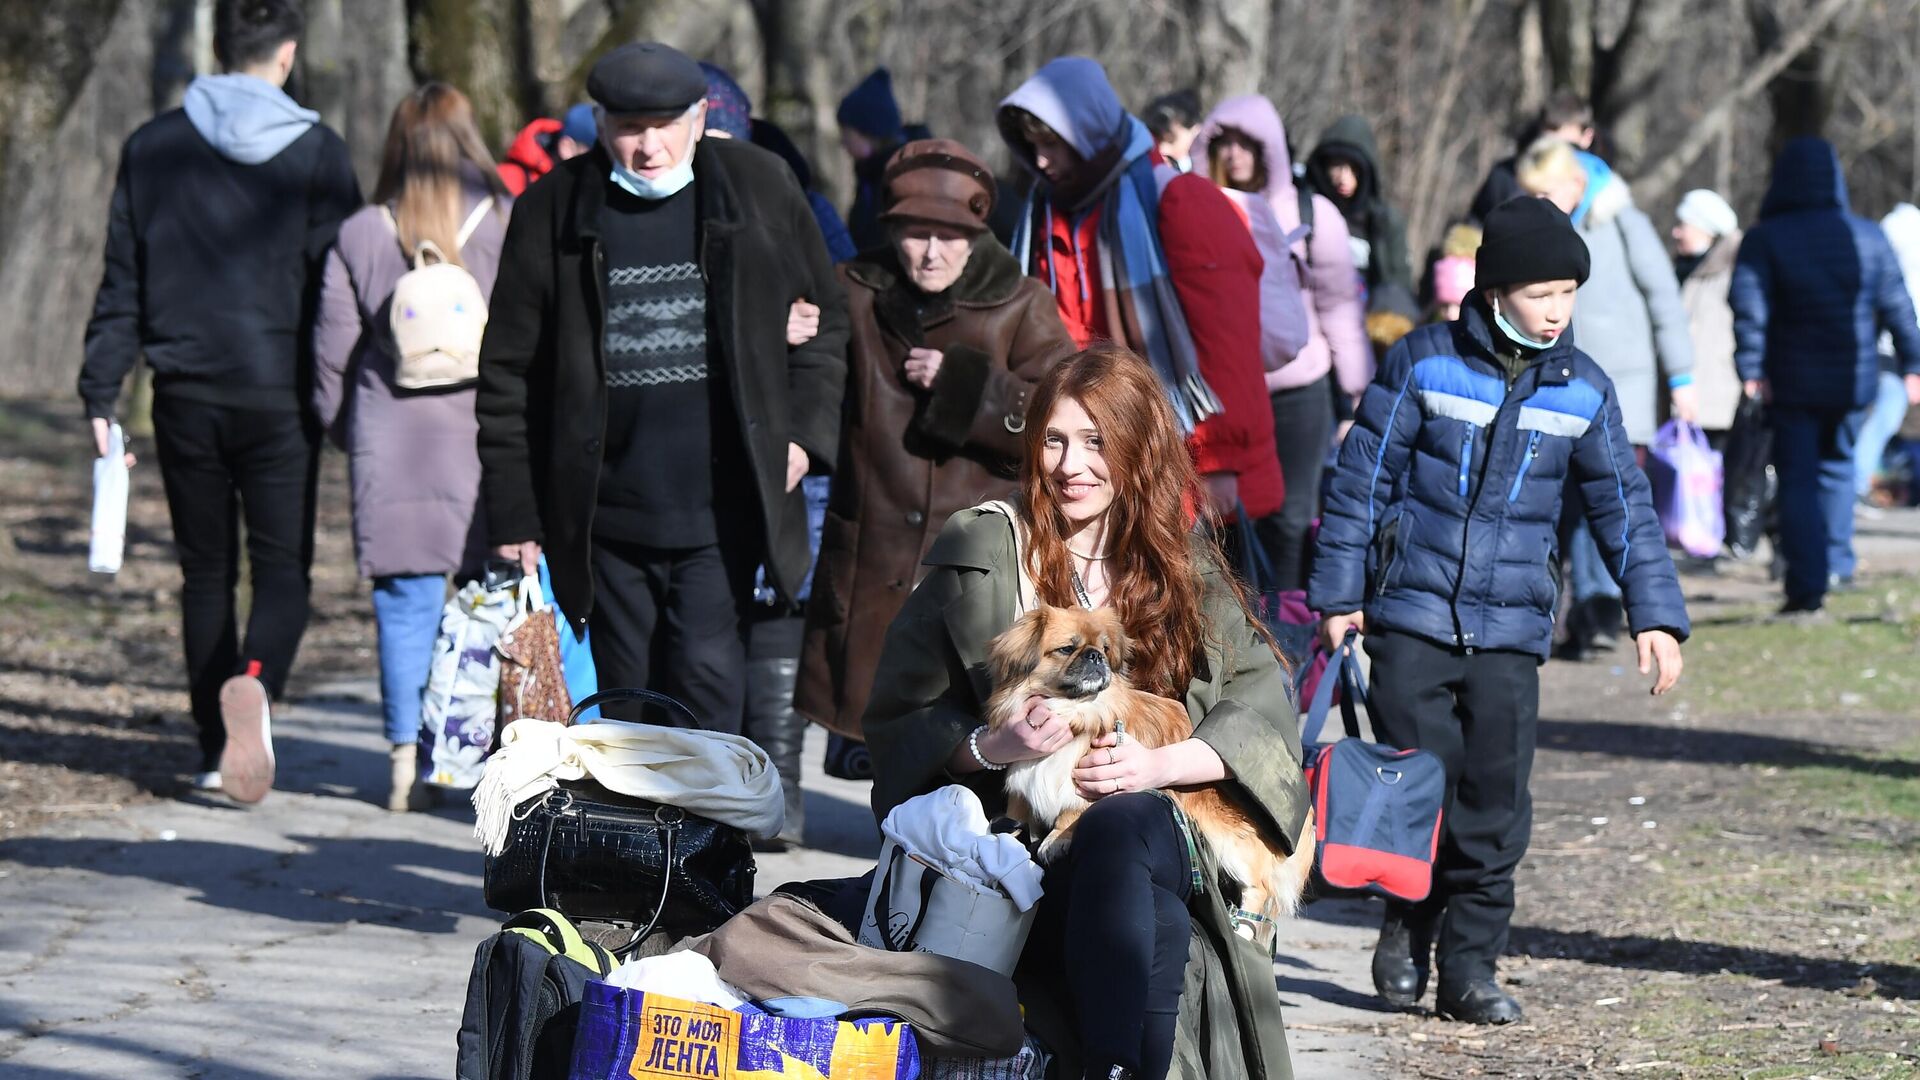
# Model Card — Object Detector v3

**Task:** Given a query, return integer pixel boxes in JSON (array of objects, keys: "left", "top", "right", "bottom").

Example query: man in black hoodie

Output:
[{"left": 78, "top": 0, "right": 362, "bottom": 803}]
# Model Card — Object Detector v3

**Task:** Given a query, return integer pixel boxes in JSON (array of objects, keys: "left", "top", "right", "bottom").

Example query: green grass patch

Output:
[{"left": 1679, "top": 575, "right": 1920, "bottom": 718}]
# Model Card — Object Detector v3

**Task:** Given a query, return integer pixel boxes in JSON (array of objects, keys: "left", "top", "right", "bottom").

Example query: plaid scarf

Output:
[{"left": 1012, "top": 118, "right": 1220, "bottom": 433}]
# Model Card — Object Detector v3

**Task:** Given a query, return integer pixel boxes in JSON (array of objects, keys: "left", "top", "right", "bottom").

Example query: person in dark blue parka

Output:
[
  {"left": 1310, "top": 197, "right": 1688, "bottom": 1025},
  {"left": 1730, "top": 137, "right": 1920, "bottom": 613}
]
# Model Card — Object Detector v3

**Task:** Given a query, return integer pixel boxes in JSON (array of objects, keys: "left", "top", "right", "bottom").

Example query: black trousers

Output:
[
  {"left": 1269, "top": 376, "right": 1334, "bottom": 591},
  {"left": 149, "top": 395, "right": 320, "bottom": 762},
  {"left": 587, "top": 538, "right": 757, "bottom": 734},
  {"left": 1024, "top": 793, "right": 1193, "bottom": 1080},
  {"left": 1363, "top": 628, "right": 1539, "bottom": 986}
]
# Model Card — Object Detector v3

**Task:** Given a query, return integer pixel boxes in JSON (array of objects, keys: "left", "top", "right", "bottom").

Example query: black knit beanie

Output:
[{"left": 1475, "top": 196, "right": 1590, "bottom": 289}]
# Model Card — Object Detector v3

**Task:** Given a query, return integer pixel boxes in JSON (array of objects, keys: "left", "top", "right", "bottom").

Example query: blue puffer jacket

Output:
[
  {"left": 1309, "top": 297, "right": 1689, "bottom": 659},
  {"left": 1731, "top": 137, "right": 1920, "bottom": 411}
]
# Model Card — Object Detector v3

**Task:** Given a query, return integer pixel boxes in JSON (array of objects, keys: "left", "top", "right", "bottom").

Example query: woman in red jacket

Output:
[{"left": 995, "top": 58, "right": 1284, "bottom": 565}]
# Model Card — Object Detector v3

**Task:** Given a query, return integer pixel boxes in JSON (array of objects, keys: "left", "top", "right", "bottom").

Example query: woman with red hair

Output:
[{"left": 863, "top": 345, "right": 1310, "bottom": 1080}]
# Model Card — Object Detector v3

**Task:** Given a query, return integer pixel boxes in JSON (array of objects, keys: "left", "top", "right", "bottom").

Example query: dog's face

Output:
[{"left": 987, "top": 606, "right": 1131, "bottom": 701}]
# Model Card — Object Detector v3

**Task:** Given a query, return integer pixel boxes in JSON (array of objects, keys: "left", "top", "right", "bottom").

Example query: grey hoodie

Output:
[{"left": 183, "top": 74, "right": 318, "bottom": 165}]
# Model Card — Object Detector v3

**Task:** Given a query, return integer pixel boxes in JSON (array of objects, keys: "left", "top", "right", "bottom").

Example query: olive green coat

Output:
[{"left": 863, "top": 506, "right": 1312, "bottom": 1079}]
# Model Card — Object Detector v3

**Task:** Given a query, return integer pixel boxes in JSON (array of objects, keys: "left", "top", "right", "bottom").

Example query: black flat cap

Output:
[{"left": 587, "top": 42, "right": 706, "bottom": 117}]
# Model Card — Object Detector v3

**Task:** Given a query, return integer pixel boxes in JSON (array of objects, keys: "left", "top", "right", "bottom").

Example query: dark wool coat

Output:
[
  {"left": 795, "top": 238, "right": 1073, "bottom": 737},
  {"left": 1310, "top": 297, "right": 1691, "bottom": 657},
  {"left": 475, "top": 140, "right": 849, "bottom": 625}
]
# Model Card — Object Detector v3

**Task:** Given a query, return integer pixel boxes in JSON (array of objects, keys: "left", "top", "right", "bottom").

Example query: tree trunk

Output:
[{"left": 0, "top": 0, "right": 189, "bottom": 398}]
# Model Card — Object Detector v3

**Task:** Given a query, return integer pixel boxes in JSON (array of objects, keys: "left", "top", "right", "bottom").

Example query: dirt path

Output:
[
  {"left": 1349, "top": 521, "right": 1920, "bottom": 1078},
  {"left": 5, "top": 396, "right": 1920, "bottom": 1077},
  {"left": 0, "top": 400, "right": 371, "bottom": 838}
]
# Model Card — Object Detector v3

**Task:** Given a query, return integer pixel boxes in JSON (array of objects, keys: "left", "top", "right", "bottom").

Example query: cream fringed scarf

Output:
[{"left": 473, "top": 718, "right": 785, "bottom": 855}]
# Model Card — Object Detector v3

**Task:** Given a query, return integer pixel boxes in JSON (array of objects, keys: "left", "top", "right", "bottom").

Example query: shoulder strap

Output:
[{"left": 455, "top": 197, "right": 494, "bottom": 249}]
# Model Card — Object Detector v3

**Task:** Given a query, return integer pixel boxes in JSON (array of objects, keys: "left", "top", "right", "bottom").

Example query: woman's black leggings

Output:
[{"left": 1032, "top": 793, "right": 1194, "bottom": 1079}]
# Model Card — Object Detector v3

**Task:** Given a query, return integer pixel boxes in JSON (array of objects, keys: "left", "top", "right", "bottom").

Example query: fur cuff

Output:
[{"left": 914, "top": 344, "right": 993, "bottom": 449}]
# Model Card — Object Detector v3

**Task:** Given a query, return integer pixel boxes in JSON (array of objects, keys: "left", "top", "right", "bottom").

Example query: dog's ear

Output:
[
  {"left": 1090, "top": 608, "right": 1132, "bottom": 669},
  {"left": 988, "top": 608, "right": 1051, "bottom": 689}
]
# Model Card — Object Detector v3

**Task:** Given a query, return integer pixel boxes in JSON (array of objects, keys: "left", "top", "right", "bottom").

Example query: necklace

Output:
[{"left": 1067, "top": 545, "right": 1109, "bottom": 561}]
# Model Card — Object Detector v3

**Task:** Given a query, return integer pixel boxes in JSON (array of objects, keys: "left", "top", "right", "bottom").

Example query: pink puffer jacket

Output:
[{"left": 1191, "top": 95, "right": 1372, "bottom": 396}]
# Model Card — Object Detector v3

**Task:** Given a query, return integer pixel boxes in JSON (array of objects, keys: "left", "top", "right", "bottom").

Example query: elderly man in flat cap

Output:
[{"left": 477, "top": 41, "right": 849, "bottom": 732}]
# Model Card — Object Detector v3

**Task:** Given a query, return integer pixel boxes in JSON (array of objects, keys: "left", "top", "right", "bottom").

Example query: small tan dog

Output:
[{"left": 985, "top": 605, "right": 1316, "bottom": 941}]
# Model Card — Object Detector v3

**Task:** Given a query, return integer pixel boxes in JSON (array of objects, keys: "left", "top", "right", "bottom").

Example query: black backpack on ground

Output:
[{"left": 456, "top": 909, "right": 616, "bottom": 1080}]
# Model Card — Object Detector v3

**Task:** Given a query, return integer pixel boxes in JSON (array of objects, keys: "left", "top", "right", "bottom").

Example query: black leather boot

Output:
[
  {"left": 1436, "top": 978, "right": 1524, "bottom": 1025},
  {"left": 743, "top": 657, "right": 806, "bottom": 851},
  {"left": 1372, "top": 907, "right": 1433, "bottom": 1010}
]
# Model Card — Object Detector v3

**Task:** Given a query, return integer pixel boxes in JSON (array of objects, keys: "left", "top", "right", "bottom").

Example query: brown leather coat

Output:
[{"left": 796, "top": 238, "right": 1073, "bottom": 737}]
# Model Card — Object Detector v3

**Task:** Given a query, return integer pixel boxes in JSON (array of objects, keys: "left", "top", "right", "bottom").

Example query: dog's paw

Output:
[{"left": 1035, "top": 831, "right": 1074, "bottom": 865}]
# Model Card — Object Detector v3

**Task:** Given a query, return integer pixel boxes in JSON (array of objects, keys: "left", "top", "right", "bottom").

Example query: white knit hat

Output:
[{"left": 1677, "top": 189, "right": 1739, "bottom": 237}]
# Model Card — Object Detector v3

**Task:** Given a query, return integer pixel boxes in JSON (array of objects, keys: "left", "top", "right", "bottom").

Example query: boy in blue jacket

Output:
[{"left": 1309, "top": 197, "right": 1688, "bottom": 1025}]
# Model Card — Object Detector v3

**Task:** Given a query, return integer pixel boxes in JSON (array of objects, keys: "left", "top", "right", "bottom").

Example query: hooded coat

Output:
[
  {"left": 997, "top": 59, "right": 1285, "bottom": 519},
  {"left": 1566, "top": 155, "right": 1693, "bottom": 445},
  {"left": 1190, "top": 96, "right": 1372, "bottom": 398},
  {"left": 795, "top": 239, "right": 1074, "bottom": 737},
  {"left": 80, "top": 74, "right": 363, "bottom": 419},
  {"left": 1304, "top": 115, "right": 1414, "bottom": 296},
  {"left": 312, "top": 174, "right": 510, "bottom": 579},
  {"left": 1731, "top": 139, "right": 1920, "bottom": 410}
]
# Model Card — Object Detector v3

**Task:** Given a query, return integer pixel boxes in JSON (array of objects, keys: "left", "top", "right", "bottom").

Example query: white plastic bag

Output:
[
  {"left": 89, "top": 423, "right": 128, "bottom": 574},
  {"left": 418, "top": 578, "right": 516, "bottom": 789}
]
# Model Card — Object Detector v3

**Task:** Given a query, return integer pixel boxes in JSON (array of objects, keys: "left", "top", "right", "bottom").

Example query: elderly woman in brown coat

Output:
[{"left": 796, "top": 138, "right": 1074, "bottom": 739}]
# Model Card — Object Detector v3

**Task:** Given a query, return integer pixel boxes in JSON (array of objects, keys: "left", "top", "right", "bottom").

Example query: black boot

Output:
[
  {"left": 743, "top": 657, "right": 806, "bottom": 851},
  {"left": 1372, "top": 906, "right": 1432, "bottom": 1010},
  {"left": 1436, "top": 978, "right": 1523, "bottom": 1025}
]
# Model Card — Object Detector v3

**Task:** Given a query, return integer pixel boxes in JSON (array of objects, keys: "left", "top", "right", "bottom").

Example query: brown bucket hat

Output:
[{"left": 880, "top": 138, "right": 995, "bottom": 232}]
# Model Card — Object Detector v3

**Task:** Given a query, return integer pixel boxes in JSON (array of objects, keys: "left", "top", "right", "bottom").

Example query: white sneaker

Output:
[
  {"left": 218, "top": 673, "right": 275, "bottom": 804},
  {"left": 191, "top": 769, "right": 223, "bottom": 791}
]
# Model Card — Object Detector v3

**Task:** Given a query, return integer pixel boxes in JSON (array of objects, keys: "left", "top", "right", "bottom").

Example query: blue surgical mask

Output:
[
  {"left": 1491, "top": 297, "right": 1557, "bottom": 351},
  {"left": 610, "top": 151, "right": 695, "bottom": 200}
]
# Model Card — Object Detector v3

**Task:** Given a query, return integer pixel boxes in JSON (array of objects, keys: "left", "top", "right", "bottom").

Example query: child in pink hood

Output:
[{"left": 1191, "top": 94, "right": 1372, "bottom": 588}]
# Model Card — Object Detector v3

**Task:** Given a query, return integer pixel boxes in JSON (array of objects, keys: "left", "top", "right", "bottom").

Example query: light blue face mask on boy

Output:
[{"left": 1490, "top": 297, "right": 1557, "bottom": 351}]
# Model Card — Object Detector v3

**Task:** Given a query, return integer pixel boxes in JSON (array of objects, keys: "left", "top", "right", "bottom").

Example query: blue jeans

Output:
[
  {"left": 373, "top": 574, "right": 447, "bottom": 745},
  {"left": 1853, "top": 371, "right": 1909, "bottom": 498},
  {"left": 1773, "top": 405, "right": 1867, "bottom": 607},
  {"left": 1566, "top": 518, "right": 1622, "bottom": 604}
]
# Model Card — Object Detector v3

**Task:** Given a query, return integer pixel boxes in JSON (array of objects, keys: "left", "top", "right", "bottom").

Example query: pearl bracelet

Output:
[{"left": 968, "top": 725, "right": 1006, "bottom": 771}]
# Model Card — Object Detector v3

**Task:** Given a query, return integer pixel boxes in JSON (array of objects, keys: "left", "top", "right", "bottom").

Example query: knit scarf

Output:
[{"left": 1011, "top": 118, "right": 1220, "bottom": 434}]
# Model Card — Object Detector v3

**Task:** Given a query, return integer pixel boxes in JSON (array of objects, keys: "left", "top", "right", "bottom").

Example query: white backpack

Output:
[{"left": 383, "top": 198, "right": 493, "bottom": 391}]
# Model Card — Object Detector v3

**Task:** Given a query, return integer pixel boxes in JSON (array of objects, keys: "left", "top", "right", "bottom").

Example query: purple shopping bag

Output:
[{"left": 1647, "top": 420, "right": 1725, "bottom": 559}]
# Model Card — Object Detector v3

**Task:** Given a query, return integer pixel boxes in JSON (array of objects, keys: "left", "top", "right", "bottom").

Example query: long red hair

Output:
[{"left": 1018, "top": 344, "right": 1248, "bottom": 696}]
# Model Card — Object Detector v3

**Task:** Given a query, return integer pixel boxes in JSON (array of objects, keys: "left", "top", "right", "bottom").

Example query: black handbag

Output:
[{"left": 481, "top": 689, "right": 757, "bottom": 955}]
